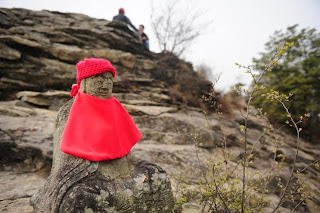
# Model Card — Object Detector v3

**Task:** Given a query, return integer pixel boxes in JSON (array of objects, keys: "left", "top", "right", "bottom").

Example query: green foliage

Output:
[
  {"left": 252, "top": 25, "right": 320, "bottom": 142},
  {"left": 174, "top": 40, "right": 319, "bottom": 213},
  {"left": 172, "top": 24, "right": 320, "bottom": 213},
  {"left": 198, "top": 154, "right": 270, "bottom": 213}
]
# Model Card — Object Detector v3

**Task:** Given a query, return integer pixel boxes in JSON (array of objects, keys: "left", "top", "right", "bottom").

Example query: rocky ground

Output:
[{"left": 0, "top": 8, "right": 319, "bottom": 212}]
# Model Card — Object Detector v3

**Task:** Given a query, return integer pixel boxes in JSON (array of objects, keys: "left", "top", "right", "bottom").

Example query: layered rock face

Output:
[
  {"left": 0, "top": 8, "right": 319, "bottom": 213},
  {"left": 0, "top": 8, "right": 211, "bottom": 106}
]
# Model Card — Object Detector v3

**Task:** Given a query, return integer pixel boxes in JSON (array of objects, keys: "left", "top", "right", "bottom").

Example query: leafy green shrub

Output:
[{"left": 251, "top": 25, "right": 320, "bottom": 143}]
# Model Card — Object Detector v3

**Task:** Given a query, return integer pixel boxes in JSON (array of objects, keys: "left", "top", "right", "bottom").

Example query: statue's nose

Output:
[{"left": 102, "top": 80, "right": 111, "bottom": 88}]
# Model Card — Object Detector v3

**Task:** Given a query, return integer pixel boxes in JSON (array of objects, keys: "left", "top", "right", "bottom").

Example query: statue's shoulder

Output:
[
  {"left": 55, "top": 98, "right": 74, "bottom": 126},
  {"left": 59, "top": 98, "right": 74, "bottom": 114}
]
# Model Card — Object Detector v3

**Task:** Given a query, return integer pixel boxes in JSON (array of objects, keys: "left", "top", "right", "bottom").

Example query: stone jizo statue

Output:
[{"left": 30, "top": 58, "right": 174, "bottom": 212}]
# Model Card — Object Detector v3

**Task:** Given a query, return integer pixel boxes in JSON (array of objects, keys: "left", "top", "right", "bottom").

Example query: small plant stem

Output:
[
  {"left": 241, "top": 91, "right": 254, "bottom": 213},
  {"left": 239, "top": 53, "right": 278, "bottom": 213},
  {"left": 290, "top": 190, "right": 313, "bottom": 212},
  {"left": 272, "top": 101, "right": 301, "bottom": 212},
  {"left": 239, "top": 51, "right": 283, "bottom": 213},
  {"left": 212, "top": 178, "right": 231, "bottom": 213}
]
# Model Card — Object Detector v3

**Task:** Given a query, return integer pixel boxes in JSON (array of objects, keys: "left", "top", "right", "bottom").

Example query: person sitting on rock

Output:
[
  {"left": 112, "top": 8, "right": 138, "bottom": 32},
  {"left": 139, "top": 24, "right": 149, "bottom": 50}
]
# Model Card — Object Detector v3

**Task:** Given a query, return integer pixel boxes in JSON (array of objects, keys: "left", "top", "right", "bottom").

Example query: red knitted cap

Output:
[
  {"left": 76, "top": 58, "right": 116, "bottom": 81},
  {"left": 119, "top": 8, "right": 125, "bottom": 13},
  {"left": 70, "top": 58, "right": 116, "bottom": 97}
]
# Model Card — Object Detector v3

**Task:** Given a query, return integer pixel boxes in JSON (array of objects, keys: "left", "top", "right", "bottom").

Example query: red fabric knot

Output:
[{"left": 70, "top": 84, "right": 79, "bottom": 97}]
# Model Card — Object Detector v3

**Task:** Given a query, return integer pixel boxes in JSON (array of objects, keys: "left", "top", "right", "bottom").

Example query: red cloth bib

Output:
[{"left": 60, "top": 92, "right": 141, "bottom": 161}]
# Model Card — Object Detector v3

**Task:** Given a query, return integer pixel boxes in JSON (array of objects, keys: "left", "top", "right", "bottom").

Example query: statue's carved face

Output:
[{"left": 80, "top": 72, "right": 113, "bottom": 99}]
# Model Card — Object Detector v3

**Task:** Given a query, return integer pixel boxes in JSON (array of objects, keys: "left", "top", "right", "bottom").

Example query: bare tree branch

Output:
[{"left": 150, "top": 0, "right": 212, "bottom": 56}]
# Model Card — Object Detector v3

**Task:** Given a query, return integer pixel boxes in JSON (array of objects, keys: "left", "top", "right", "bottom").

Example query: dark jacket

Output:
[
  {"left": 112, "top": 13, "right": 138, "bottom": 31},
  {"left": 140, "top": 32, "right": 149, "bottom": 49}
]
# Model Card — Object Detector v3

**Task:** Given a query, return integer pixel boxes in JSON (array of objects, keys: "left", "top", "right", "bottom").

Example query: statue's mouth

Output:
[
  {"left": 97, "top": 89, "right": 111, "bottom": 98},
  {"left": 99, "top": 89, "right": 109, "bottom": 93}
]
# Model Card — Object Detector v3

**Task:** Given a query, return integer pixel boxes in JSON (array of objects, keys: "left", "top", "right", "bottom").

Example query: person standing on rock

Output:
[
  {"left": 139, "top": 24, "right": 149, "bottom": 50},
  {"left": 112, "top": 8, "right": 138, "bottom": 32}
]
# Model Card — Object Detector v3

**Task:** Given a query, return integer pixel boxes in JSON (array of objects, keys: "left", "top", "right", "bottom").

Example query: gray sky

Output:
[{"left": 1, "top": 0, "right": 320, "bottom": 91}]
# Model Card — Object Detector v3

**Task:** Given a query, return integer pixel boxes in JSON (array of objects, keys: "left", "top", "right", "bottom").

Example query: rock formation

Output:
[
  {"left": 0, "top": 8, "right": 319, "bottom": 213},
  {"left": 0, "top": 8, "right": 211, "bottom": 107}
]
